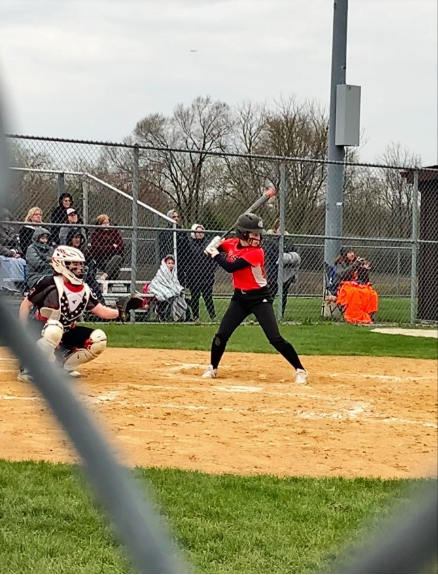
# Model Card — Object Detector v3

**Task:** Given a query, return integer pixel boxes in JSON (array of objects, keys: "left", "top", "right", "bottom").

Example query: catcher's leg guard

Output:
[
  {"left": 63, "top": 329, "right": 107, "bottom": 371},
  {"left": 37, "top": 319, "right": 64, "bottom": 362}
]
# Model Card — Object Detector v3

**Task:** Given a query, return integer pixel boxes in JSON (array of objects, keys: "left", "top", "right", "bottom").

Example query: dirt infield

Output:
[{"left": 0, "top": 348, "right": 436, "bottom": 479}]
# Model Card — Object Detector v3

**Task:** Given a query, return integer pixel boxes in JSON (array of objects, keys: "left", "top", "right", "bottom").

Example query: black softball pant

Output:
[{"left": 210, "top": 291, "right": 304, "bottom": 371}]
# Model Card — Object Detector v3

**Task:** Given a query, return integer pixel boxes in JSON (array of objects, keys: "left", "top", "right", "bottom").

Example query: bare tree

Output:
[
  {"left": 376, "top": 142, "right": 421, "bottom": 238},
  {"left": 133, "top": 96, "right": 232, "bottom": 226},
  {"left": 261, "top": 97, "right": 329, "bottom": 233}
]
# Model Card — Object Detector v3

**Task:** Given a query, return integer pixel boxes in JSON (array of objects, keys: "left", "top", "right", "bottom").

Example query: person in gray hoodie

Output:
[{"left": 25, "top": 227, "right": 54, "bottom": 288}]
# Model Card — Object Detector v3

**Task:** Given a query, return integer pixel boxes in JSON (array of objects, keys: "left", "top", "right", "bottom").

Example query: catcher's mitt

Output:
[{"left": 116, "top": 294, "right": 144, "bottom": 322}]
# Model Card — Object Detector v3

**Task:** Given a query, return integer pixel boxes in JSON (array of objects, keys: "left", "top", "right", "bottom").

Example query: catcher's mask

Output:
[
  {"left": 52, "top": 246, "right": 88, "bottom": 286},
  {"left": 235, "top": 213, "right": 265, "bottom": 246}
]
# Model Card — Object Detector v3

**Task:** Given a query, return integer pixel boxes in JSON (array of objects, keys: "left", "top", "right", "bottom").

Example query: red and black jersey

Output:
[
  {"left": 220, "top": 238, "right": 267, "bottom": 290},
  {"left": 27, "top": 275, "right": 100, "bottom": 328}
]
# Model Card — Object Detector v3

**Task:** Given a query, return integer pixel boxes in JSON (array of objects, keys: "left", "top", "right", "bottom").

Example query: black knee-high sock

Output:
[
  {"left": 274, "top": 340, "right": 304, "bottom": 370},
  {"left": 211, "top": 335, "right": 227, "bottom": 369}
]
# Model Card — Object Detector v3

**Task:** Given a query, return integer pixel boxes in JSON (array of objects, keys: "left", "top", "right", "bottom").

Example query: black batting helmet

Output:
[{"left": 235, "top": 213, "right": 265, "bottom": 241}]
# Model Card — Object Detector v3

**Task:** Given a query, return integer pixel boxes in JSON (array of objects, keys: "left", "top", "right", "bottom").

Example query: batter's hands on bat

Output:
[
  {"left": 205, "top": 246, "right": 219, "bottom": 258},
  {"left": 204, "top": 235, "right": 222, "bottom": 256}
]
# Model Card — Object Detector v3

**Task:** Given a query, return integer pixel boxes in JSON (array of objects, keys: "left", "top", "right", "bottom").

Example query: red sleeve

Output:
[{"left": 240, "top": 247, "right": 264, "bottom": 267}]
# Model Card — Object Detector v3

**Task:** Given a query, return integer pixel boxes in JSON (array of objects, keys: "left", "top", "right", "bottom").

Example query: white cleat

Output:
[
  {"left": 202, "top": 365, "right": 217, "bottom": 379},
  {"left": 65, "top": 370, "right": 81, "bottom": 378},
  {"left": 17, "top": 370, "right": 33, "bottom": 383},
  {"left": 295, "top": 368, "right": 309, "bottom": 385}
]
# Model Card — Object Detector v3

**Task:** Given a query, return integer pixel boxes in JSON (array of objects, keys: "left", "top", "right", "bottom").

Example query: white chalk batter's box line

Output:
[{"left": 1, "top": 387, "right": 436, "bottom": 429}]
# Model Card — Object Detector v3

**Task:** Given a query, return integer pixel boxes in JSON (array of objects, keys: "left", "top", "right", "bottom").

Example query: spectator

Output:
[
  {"left": 19, "top": 207, "right": 44, "bottom": 256},
  {"left": 332, "top": 246, "right": 378, "bottom": 324},
  {"left": 25, "top": 227, "right": 54, "bottom": 288},
  {"left": 58, "top": 208, "right": 87, "bottom": 246},
  {"left": 264, "top": 220, "right": 301, "bottom": 318},
  {"left": 50, "top": 193, "right": 77, "bottom": 245},
  {"left": 332, "top": 247, "right": 370, "bottom": 292},
  {"left": 1, "top": 209, "right": 22, "bottom": 257},
  {"left": 159, "top": 209, "right": 191, "bottom": 288},
  {"left": 186, "top": 224, "right": 217, "bottom": 322},
  {"left": 66, "top": 228, "right": 105, "bottom": 304},
  {"left": 148, "top": 254, "right": 187, "bottom": 321},
  {"left": 0, "top": 208, "right": 26, "bottom": 291},
  {"left": 89, "top": 214, "right": 124, "bottom": 285}
]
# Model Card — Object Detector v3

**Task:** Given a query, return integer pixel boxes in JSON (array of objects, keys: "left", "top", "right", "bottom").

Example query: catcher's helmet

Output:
[
  {"left": 52, "top": 246, "right": 87, "bottom": 286},
  {"left": 235, "top": 213, "right": 265, "bottom": 242}
]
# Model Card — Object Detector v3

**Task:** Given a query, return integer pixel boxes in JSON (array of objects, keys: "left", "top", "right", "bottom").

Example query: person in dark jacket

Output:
[
  {"left": 1, "top": 208, "right": 26, "bottom": 290},
  {"left": 332, "top": 246, "right": 371, "bottom": 292},
  {"left": 50, "top": 193, "right": 77, "bottom": 245},
  {"left": 25, "top": 227, "right": 54, "bottom": 288},
  {"left": 19, "top": 206, "right": 44, "bottom": 256},
  {"left": 186, "top": 224, "right": 217, "bottom": 322},
  {"left": 59, "top": 208, "right": 87, "bottom": 245},
  {"left": 66, "top": 227, "right": 105, "bottom": 304},
  {"left": 89, "top": 214, "right": 124, "bottom": 283}
]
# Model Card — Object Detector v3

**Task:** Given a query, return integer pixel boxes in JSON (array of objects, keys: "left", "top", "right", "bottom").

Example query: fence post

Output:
[
  {"left": 82, "top": 178, "right": 89, "bottom": 225},
  {"left": 276, "top": 163, "right": 286, "bottom": 321},
  {"left": 57, "top": 172, "right": 65, "bottom": 198},
  {"left": 130, "top": 146, "right": 139, "bottom": 298},
  {"left": 410, "top": 169, "right": 419, "bottom": 324}
]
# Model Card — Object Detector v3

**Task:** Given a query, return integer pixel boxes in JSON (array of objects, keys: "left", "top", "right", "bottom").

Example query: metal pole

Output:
[
  {"left": 82, "top": 179, "right": 89, "bottom": 225},
  {"left": 130, "top": 146, "right": 139, "bottom": 297},
  {"left": 277, "top": 163, "right": 286, "bottom": 321},
  {"left": 57, "top": 172, "right": 65, "bottom": 199},
  {"left": 324, "top": 0, "right": 348, "bottom": 266},
  {"left": 410, "top": 169, "right": 419, "bottom": 324}
]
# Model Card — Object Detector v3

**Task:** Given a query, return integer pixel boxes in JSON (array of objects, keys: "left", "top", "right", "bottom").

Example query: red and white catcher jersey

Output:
[
  {"left": 27, "top": 275, "right": 99, "bottom": 328},
  {"left": 220, "top": 237, "right": 267, "bottom": 290}
]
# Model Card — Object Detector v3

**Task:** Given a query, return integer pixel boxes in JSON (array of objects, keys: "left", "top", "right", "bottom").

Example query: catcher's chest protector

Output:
[{"left": 40, "top": 276, "right": 91, "bottom": 327}]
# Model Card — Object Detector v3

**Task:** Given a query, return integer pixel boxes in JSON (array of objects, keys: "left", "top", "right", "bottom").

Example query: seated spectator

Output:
[
  {"left": 332, "top": 246, "right": 378, "bottom": 324},
  {"left": 58, "top": 208, "right": 87, "bottom": 246},
  {"left": 50, "top": 193, "right": 77, "bottom": 245},
  {"left": 89, "top": 214, "right": 124, "bottom": 283},
  {"left": 19, "top": 207, "right": 44, "bottom": 256},
  {"left": 66, "top": 228, "right": 105, "bottom": 304},
  {"left": 0, "top": 208, "right": 26, "bottom": 291},
  {"left": 264, "top": 220, "right": 301, "bottom": 318},
  {"left": 25, "top": 227, "right": 54, "bottom": 288},
  {"left": 148, "top": 255, "right": 187, "bottom": 321}
]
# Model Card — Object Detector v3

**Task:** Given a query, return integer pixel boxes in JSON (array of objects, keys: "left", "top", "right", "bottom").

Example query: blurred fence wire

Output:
[{"left": 0, "top": 93, "right": 184, "bottom": 574}]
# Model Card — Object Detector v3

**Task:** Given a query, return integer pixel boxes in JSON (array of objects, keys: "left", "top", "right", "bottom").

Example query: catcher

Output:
[{"left": 17, "top": 245, "right": 142, "bottom": 382}]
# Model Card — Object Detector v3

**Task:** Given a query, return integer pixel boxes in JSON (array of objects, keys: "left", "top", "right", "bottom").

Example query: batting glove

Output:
[
  {"left": 204, "top": 235, "right": 222, "bottom": 255},
  {"left": 205, "top": 246, "right": 220, "bottom": 258}
]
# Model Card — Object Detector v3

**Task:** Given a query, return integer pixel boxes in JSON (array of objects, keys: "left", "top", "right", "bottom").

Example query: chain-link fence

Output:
[{"left": 2, "top": 135, "right": 437, "bottom": 325}]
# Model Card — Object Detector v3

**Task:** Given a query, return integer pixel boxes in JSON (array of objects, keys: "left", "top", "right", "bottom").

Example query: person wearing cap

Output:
[{"left": 58, "top": 208, "right": 87, "bottom": 246}]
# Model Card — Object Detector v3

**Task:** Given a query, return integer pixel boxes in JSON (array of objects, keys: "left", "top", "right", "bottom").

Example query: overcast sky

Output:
[{"left": 0, "top": 0, "right": 436, "bottom": 165}]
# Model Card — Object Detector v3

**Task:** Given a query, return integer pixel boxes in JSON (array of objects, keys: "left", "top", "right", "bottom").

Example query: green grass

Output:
[
  {"left": 1, "top": 460, "right": 433, "bottom": 574},
  {"left": 84, "top": 322, "right": 437, "bottom": 360},
  {"left": 200, "top": 296, "right": 414, "bottom": 324}
]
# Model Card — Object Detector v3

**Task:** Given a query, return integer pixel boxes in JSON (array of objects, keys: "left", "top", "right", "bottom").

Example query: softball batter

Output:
[{"left": 203, "top": 213, "right": 308, "bottom": 385}]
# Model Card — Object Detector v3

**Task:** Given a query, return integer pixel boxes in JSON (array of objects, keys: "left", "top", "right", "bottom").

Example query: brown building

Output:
[{"left": 402, "top": 165, "right": 438, "bottom": 321}]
